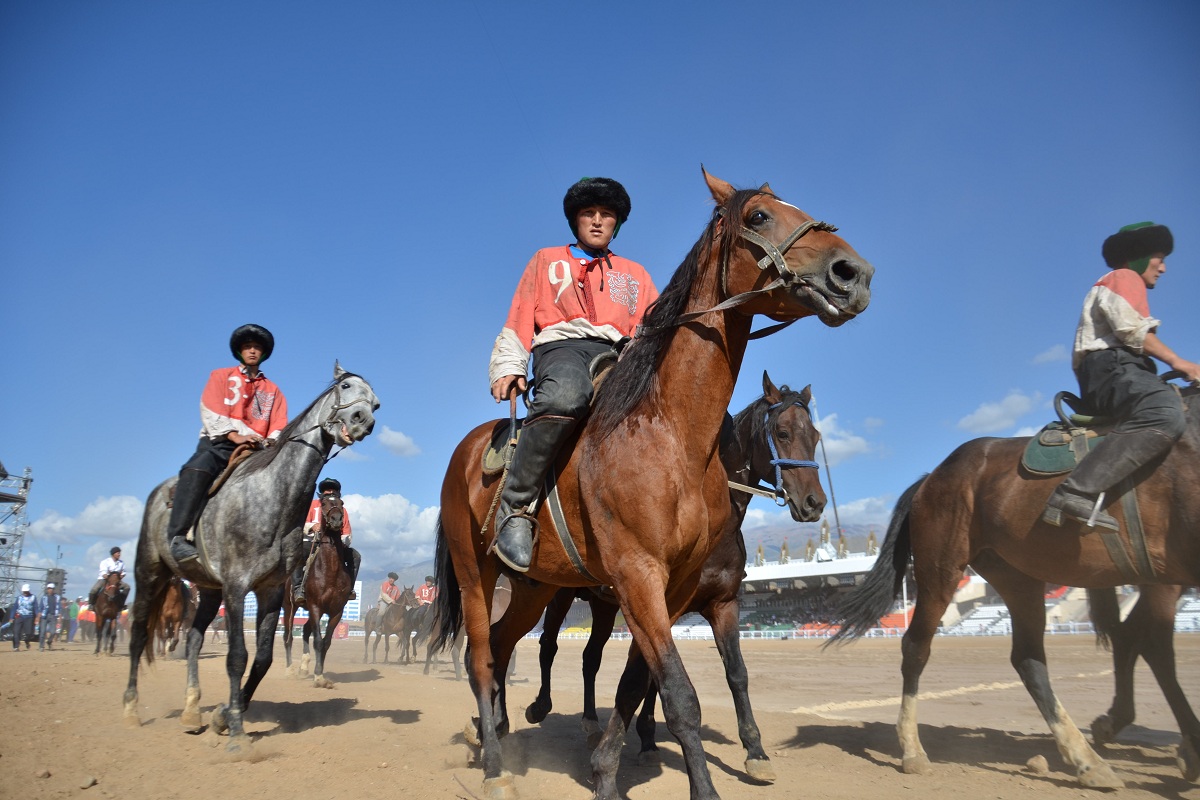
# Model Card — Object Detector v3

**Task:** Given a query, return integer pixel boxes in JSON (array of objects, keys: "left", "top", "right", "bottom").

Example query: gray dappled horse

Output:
[{"left": 123, "top": 364, "right": 379, "bottom": 751}]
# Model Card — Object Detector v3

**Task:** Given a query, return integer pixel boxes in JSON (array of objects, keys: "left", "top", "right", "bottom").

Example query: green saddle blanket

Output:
[
  {"left": 1021, "top": 421, "right": 1105, "bottom": 476},
  {"left": 483, "top": 418, "right": 525, "bottom": 476}
]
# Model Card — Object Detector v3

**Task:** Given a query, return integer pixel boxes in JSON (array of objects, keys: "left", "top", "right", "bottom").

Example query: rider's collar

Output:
[{"left": 570, "top": 244, "right": 610, "bottom": 263}]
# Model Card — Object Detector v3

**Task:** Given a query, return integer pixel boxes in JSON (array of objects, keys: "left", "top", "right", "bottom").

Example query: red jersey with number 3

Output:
[{"left": 199, "top": 366, "right": 288, "bottom": 440}]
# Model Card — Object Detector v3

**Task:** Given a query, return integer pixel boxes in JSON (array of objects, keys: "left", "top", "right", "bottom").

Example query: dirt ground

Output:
[{"left": 2, "top": 629, "right": 1199, "bottom": 800}]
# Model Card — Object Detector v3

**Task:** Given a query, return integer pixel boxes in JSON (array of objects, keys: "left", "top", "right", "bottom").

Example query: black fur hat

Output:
[
  {"left": 563, "top": 177, "right": 631, "bottom": 238},
  {"left": 229, "top": 324, "right": 275, "bottom": 362},
  {"left": 1102, "top": 222, "right": 1173, "bottom": 269},
  {"left": 387, "top": 571, "right": 398, "bottom": 580},
  {"left": 318, "top": 477, "right": 341, "bottom": 494}
]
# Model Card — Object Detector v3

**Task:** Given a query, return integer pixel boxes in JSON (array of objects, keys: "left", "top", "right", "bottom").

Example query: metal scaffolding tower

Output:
[{"left": 0, "top": 462, "right": 33, "bottom": 610}]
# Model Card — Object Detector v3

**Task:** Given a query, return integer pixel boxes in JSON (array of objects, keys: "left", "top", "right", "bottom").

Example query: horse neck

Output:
[
  {"left": 646, "top": 254, "right": 754, "bottom": 458},
  {"left": 231, "top": 397, "right": 334, "bottom": 520}
]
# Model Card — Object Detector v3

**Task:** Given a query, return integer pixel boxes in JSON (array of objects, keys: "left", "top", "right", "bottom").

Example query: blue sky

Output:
[{"left": 4, "top": 2, "right": 1198, "bottom": 594}]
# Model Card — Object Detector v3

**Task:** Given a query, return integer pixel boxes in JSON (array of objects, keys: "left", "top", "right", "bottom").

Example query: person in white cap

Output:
[
  {"left": 36, "top": 582, "right": 62, "bottom": 651},
  {"left": 10, "top": 584, "right": 36, "bottom": 650}
]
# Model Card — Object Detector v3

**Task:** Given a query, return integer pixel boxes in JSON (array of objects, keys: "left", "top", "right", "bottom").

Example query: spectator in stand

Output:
[
  {"left": 415, "top": 575, "right": 437, "bottom": 606},
  {"left": 37, "top": 582, "right": 63, "bottom": 651},
  {"left": 10, "top": 584, "right": 36, "bottom": 650}
]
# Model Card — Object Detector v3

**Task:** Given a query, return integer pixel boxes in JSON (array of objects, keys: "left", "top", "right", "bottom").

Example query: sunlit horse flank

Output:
[
  {"left": 282, "top": 491, "right": 358, "bottom": 688},
  {"left": 1087, "top": 583, "right": 1200, "bottom": 781},
  {"left": 432, "top": 169, "right": 872, "bottom": 800},
  {"left": 123, "top": 363, "right": 379, "bottom": 752},
  {"left": 93, "top": 571, "right": 123, "bottom": 656},
  {"left": 831, "top": 376, "right": 1200, "bottom": 788},
  {"left": 525, "top": 371, "right": 825, "bottom": 782}
]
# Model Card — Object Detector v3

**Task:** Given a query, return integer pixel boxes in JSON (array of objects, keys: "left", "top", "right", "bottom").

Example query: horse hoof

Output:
[
  {"left": 123, "top": 713, "right": 142, "bottom": 729},
  {"left": 464, "top": 721, "right": 482, "bottom": 747},
  {"left": 481, "top": 771, "right": 518, "bottom": 800},
  {"left": 745, "top": 757, "right": 776, "bottom": 782},
  {"left": 226, "top": 735, "right": 251, "bottom": 755},
  {"left": 211, "top": 705, "right": 229, "bottom": 734},
  {"left": 525, "top": 703, "right": 548, "bottom": 725},
  {"left": 637, "top": 749, "right": 661, "bottom": 767},
  {"left": 1091, "top": 714, "right": 1116, "bottom": 746},
  {"left": 312, "top": 676, "right": 333, "bottom": 689},
  {"left": 1177, "top": 740, "right": 1200, "bottom": 782},
  {"left": 902, "top": 754, "right": 933, "bottom": 775},
  {"left": 1077, "top": 761, "right": 1124, "bottom": 789}
]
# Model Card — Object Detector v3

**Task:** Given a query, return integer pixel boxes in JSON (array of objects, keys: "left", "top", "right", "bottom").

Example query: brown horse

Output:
[
  {"left": 155, "top": 576, "right": 197, "bottom": 657},
  {"left": 525, "top": 372, "right": 825, "bottom": 781},
  {"left": 432, "top": 170, "right": 872, "bottom": 800},
  {"left": 94, "top": 571, "right": 122, "bottom": 656},
  {"left": 1087, "top": 584, "right": 1199, "bottom": 780},
  {"left": 361, "top": 586, "right": 417, "bottom": 664},
  {"left": 282, "top": 492, "right": 357, "bottom": 687},
  {"left": 831, "top": 377, "right": 1200, "bottom": 789}
]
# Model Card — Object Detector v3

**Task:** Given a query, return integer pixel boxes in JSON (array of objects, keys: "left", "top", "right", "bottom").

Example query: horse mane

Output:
[
  {"left": 237, "top": 372, "right": 363, "bottom": 476},
  {"left": 590, "top": 188, "right": 770, "bottom": 437}
]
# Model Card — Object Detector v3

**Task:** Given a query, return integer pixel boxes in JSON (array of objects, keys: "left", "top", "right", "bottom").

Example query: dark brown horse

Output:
[
  {"left": 1087, "top": 584, "right": 1199, "bottom": 780},
  {"left": 362, "top": 586, "right": 417, "bottom": 664},
  {"left": 432, "top": 170, "right": 872, "bottom": 800},
  {"left": 525, "top": 372, "right": 824, "bottom": 781},
  {"left": 283, "top": 492, "right": 357, "bottom": 687},
  {"left": 831, "top": 377, "right": 1200, "bottom": 789},
  {"left": 155, "top": 576, "right": 197, "bottom": 657},
  {"left": 94, "top": 571, "right": 122, "bottom": 656}
]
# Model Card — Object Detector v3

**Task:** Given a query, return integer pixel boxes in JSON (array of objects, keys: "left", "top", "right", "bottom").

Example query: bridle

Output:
[
  {"left": 728, "top": 395, "right": 819, "bottom": 507},
  {"left": 274, "top": 377, "right": 375, "bottom": 461},
  {"left": 638, "top": 199, "right": 839, "bottom": 340}
]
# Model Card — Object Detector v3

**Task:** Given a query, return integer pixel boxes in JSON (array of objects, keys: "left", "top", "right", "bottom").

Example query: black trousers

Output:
[
  {"left": 527, "top": 338, "right": 616, "bottom": 422},
  {"left": 1076, "top": 349, "right": 1186, "bottom": 440}
]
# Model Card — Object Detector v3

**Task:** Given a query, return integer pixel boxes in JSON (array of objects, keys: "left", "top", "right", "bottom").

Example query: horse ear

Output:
[
  {"left": 762, "top": 370, "right": 781, "bottom": 401},
  {"left": 800, "top": 384, "right": 812, "bottom": 405},
  {"left": 759, "top": 182, "right": 775, "bottom": 195},
  {"left": 703, "top": 165, "right": 735, "bottom": 205},
  {"left": 333, "top": 360, "right": 347, "bottom": 380}
]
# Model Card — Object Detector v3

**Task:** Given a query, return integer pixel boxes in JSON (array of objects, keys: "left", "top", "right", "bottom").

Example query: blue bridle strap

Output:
[{"left": 765, "top": 400, "right": 819, "bottom": 507}]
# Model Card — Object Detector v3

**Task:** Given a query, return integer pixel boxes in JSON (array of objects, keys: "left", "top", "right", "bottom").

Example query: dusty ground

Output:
[{"left": 2, "top": 630, "right": 1198, "bottom": 800}]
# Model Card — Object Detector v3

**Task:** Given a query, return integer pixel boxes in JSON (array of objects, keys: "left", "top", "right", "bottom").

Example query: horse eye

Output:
[
  {"left": 748, "top": 209, "right": 769, "bottom": 227},
  {"left": 341, "top": 382, "right": 351, "bottom": 389},
  {"left": 777, "top": 430, "right": 791, "bottom": 442}
]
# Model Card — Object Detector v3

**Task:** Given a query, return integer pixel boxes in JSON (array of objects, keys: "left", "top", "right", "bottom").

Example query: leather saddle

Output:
[{"left": 1021, "top": 392, "right": 1115, "bottom": 476}]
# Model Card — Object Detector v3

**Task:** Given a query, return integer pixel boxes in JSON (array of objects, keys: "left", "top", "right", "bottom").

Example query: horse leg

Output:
[
  {"left": 1090, "top": 586, "right": 1138, "bottom": 745},
  {"left": 239, "top": 586, "right": 284, "bottom": 709},
  {"left": 487, "top": 582, "right": 558, "bottom": 741},
  {"left": 525, "top": 587, "right": 573, "bottom": 725},
  {"left": 634, "top": 679, "right": 660, "bottom": 764},
  {"left": 895, "top": 565, "right": 955, "bottom": 776},
  {"left": 580, "top": 596, "right": 618, "bottom": 746},
  {"left": 591, "top": 582, "right": 719, "bottom": 800},
  {"left": 283, "top": 600, "right": 297, "bottom": 677},
  {"left": 1122, "top": 586, "right": 1200, "bottom": 781},
  {"left": 976, "top": 555, "right": 1123, "bottom": 788},
  {"left": 313, "top": 611, "right": 340, "bottom": 689},
  {"left": 124, "top": 560, "right": 173, "bottom": 726},
  {"left": 210, "top": 590, "right": 253, "bottom": 751},
  {"left": 181, "top": 589, "right": 221, "bottom": 729},
  {"left": 707, "top": 596, "right": 773, "bottom": 781},
  {"left": 301, "top": 617, "right": 314, "bottom": 678}
]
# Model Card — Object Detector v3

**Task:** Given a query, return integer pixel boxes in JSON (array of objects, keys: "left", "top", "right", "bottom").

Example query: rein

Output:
[
  {"left": 637, "top": 212, "right": 838, "bottom": 340},
  {"left": 274, "top": 379, "right": 371, "bottom": 462}
]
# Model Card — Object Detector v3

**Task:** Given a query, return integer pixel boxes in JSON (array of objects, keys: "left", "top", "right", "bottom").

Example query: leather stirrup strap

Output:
[
  {"left": 1067, "top": 433, "right": 1142, "bottom": 584},
  {"left": 1117, "top": 477, "right": 1155, "bottom": 581},
  {"left": 544, "top": 470, "right": 602, "bottom": 584}
]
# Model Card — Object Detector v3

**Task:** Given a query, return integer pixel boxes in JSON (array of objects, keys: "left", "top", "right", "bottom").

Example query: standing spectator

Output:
[
  {"left": 10, "top": 584, "right": 36, "bottom": 650},
  {"left": 78, "top": 602, "right": 95, "bottom": 642},
  {"left": 37, "top": 582, "right": 63, "bottom": 651},
  {"left": 67, "top": 597, "right": 81, "bottom": 642},
  {"left": 415, "top": 575, "right": 438, "bottom": 606}
]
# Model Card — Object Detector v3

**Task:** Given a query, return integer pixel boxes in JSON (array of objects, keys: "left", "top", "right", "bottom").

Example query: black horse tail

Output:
[
  {"left": 826, "top": 475, "right": 927, "bottom": 646},
  {"left": 430, "top": 514, "right": 461, "bottom": 654},
  {"left": 1087, "top": 587, "right": 1121, "bottom": 651}
]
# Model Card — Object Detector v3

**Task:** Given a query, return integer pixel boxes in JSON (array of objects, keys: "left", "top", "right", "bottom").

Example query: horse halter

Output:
[{"left": 763, "top": 399, "right": 819, "bottom": 507}]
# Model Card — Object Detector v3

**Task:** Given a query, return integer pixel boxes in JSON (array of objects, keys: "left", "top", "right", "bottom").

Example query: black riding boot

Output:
[
  {"left": 167, "top": 468, "right": 211, "bottom": 563},
  {"left": 292, "top": 564, "right": 307, "bottom": 604},
  {"left": 495, "top": 415, "right": 577, "bottom": 572},
  {"left": 1043, "top": 429, "right": 1176, "bottom": 532}
]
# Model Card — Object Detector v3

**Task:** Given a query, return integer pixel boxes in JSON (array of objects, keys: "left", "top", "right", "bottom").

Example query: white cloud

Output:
[
  {"left": 812, "top": 413, "right": 870, "bottom": 466},
  {"left": 342, "top": 493, "right": 440, "bottom": 567},
  {"left": 957, "top": 390, "right": 1042, "bottom": 434},
  {"left": 1033, "top": 344, "right": 1068, "bottom": 365},
  {"left": 1013, "top": 425, "right": 1040, "bottom": 437},
  {"left": 378, "top": 425, "right": 421, "bottom": 457},
  {"left": 30, "top": 496, "right": 144, "bottom": 544},
  {"left": 741, "top": 493, "right": 892, "bottom": 529}
]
